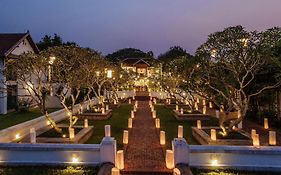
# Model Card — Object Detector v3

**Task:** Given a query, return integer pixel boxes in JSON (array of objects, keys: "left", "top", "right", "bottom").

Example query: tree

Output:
[
  {"left": 158, "top": 46, "right": 192, "bottom": 61},
  {"left": 42, "top": 46, "right": 96, "bottom": 129},
  {"left": 37, "top": 34, "right": 77, "bottom": 51},
  {"left": 195, "top": 26, "right": 281, "bottom": 136},
  {"left": 106, "top": 48, "right": 154, "bottom": 63},
  {"left": 4, "top": 53, "right": 62, "bottom": 132}
]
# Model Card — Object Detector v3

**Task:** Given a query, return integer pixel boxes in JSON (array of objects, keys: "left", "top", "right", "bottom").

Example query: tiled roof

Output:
[
  {"left": 0, "top": 33, "right": 39, "bottom": 57},
  {"left": 122, "top": 58, "right": 150, "bottom": 65}
]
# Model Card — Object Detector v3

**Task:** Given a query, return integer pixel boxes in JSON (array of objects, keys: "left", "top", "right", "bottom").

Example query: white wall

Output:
[
  {"left": 172, "top": 138, "right": 281, "bottom": 172},
  {"left": 11, "top": 38, "right": 34, "bottom": 55},
  {"left": 0, "top": 99, "right": 95, "bottom": 143},
  {"left": 0, "top": 58, "right": 7, "bottom": 114},
  {"left": 0, "top": 137, "right": 116, "bottom": 166}
]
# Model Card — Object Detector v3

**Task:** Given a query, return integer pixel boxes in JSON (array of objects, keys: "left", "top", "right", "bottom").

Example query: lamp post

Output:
[{"left": 48, "top": 56, "right": 56, "bottom": 96}]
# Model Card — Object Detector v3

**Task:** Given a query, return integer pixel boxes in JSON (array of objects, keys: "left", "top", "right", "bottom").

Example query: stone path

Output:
[{"left": 122, "top": 100, "right": 171, "bottom": 174}]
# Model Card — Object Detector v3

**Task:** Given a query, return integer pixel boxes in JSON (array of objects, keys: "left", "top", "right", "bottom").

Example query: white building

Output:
[{"left": 0, "top": 32, "right": 39, "bottom": 114}]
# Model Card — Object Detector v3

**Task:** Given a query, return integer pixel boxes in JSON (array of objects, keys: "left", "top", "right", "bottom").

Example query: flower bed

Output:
[
  {"left": 36, "top": 124, "right": 93, "bottom": 144},
  {"left": 192, "top": 126, "right": 252, "bottom": 145},
  {"left": 79, "top": 109, "right": 112, "bottom": 120},
  {"left": 173, "top": 110, "right": 211, "bottom": 121}
]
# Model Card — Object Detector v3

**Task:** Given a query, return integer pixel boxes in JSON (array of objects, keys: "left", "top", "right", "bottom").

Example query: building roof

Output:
[
  {"left": 0, "top": 32, "right": 39, "bottom": 57},
  {"left": 122, "top": 58, "right": 150, "bottom": 66}
]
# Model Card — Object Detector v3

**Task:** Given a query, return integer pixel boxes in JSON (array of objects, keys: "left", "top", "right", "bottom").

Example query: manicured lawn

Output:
[
  {"left": 155, "top": 104, "right": 219, "bottom": 148},
  {"left": 0, "top": 166, "right": 98, "bottom": 175},
  {"left": 61, "top": 104, "right": 132, "bottom": 149},
  {"left": 0, "top": 108, "right": 60, "bottom": 130},
  {"left": 191, "top": 168, "right": 280, "bottom": 175}
]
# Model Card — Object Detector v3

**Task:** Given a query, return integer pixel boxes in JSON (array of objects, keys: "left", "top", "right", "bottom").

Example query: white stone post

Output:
[
  {"left": 172, "top": 138, "right": 189, "bottom": 166},
  {"left": 100, "top": 137, "right": 116, "bottom": 164},
  {"left": 30, "top": 128, "right": 36, "bottom": 144}
]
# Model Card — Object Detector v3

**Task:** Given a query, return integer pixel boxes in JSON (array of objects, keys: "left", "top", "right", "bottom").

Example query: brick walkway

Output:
[{"left": 123, "top": 100, "right": 171, "bottom": 174}]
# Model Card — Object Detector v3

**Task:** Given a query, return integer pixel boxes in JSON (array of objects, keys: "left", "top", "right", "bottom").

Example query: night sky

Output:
[{"left": 1, "top": 0, "right": 281, "bottom": 56}]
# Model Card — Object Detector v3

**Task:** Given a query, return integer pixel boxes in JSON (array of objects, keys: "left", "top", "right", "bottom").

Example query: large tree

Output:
[
  {"left": 106, "top": 48, "right": 154, "bottom": 64},
  {"left": 195, "top": 26, "right": 281, "bottom": 135},
  {"left": 37, "top": 34, "right": 77, "bottom": 51},
  {"left": 4, "top": 53, "right": 62, "bottom": 132}
]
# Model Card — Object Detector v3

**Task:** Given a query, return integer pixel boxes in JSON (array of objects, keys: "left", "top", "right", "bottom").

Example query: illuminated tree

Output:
[
  {"left": 196, "top": 26, "right": 281, "bottom": 135},
  {"left": 4, "top": 53, "right": 62, "bottom": 132}
]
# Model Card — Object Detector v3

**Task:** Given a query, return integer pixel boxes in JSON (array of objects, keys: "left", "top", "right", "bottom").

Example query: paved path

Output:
[{"left": 123, "top": 100, "right": 171, "bottom": 174}]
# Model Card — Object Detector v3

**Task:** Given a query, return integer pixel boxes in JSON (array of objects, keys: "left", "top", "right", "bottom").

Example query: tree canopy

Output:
[
  {"left": 106, "top": 48, "right": 154, "bottom": 63},
  {"left": 37, "top": 34, "right": 77, "bottom": 51}
]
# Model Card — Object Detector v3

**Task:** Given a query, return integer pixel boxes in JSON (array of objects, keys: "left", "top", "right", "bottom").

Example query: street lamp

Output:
[
  {"left": 49, "top": 56, "right": 56, "bottom": 96},
  {"left": 107, "top": 70, "right": 113, "bottom": 79}
]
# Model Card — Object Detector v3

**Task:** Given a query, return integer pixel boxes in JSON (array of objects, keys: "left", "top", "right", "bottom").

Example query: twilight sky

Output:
[{"left": 1, "top": 0, "right": 281, "bottom": 56}]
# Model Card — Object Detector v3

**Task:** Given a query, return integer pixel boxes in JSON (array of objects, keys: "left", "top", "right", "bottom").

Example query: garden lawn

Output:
[
  {"left": 0, "top": 166, "right": 98, "bottom": 175},
  {"left": 155, "top": 104, "right": 219, "bottom": 148},
  {"left": 62, "top": 104, "right": 132, "bottom": 149},
  {"left": 191, "top": 168, "right": 281, "bottom": 175},
  {"left": 0, "top": 108, "right": 60, "bottom": 130}
]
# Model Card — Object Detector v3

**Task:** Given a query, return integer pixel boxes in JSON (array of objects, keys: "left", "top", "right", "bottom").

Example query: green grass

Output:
[
  {"left": 155, "top": 104, "right": 219, "bottom": 148},
  {"left": 191, "top": 168, "right": 281, "bottom": 175},
  {"left": 61, "top": 104, "right": 132, "bottom": 149},
  {"left": 0, "top": 108, "right": 60, "bottom": 130},
  {"left": 0, "top": 166, "right": 98, "bottom": 175}
]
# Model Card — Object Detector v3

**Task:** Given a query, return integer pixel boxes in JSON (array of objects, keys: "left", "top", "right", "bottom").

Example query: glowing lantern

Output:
[
  {"left": 116, "top": 150, "right": 124, "bottom": 170},
  {"left": 195, "top": 102, "right": 198, "bottom": 111},
  {"left": 160, "top": 131, "right": 166, "bottom": 145},
  {"left": 264, "top": 118, "right": 269, "bottom": 129},
  {"left": 253, "top": 134, "right": 260, "bottom": 147},
  {"left": 202, "top": 106, "right": 207, "bottom": 115},
  {"left": 211, "top": 129, "right": 216, "bottom": 141},
  {"left": 197, "top": 120, "right": 201, "bottom": 129},
  {"left": 84, "top": 119, "right": 88, "bottom": 128},
  {"left": 105, "top": 125, "right": 111, "bottom": 137},
  {"left": 152, "top": 110, "right": 156, "bottom": 118},
  {"left": 131, "top": 110, "right": 135, "bottom": 118},
  {"left": 269, "top": 131, "right": 276, "bottom": 146},
  {"left": 220, "top": 105, "right": 224, "bottom": 112},
  {"left": 151, "top": 105, "right": 154, "bottom": 112},
  {"left": 128, "top": 118, "right": 133, "bottom": 128},
  {"left": 165, "top": 150, "right": 174, "bottom": 169},
  {"left": 251, "top": 129, "right": 256, "bottom": 139},
  {"left": 203, "top": 99, "right": 206, "bottom": 106},
  {"left": 123, "top": 130, "right": 129, "bottom": 144},
  {"left": 155, "top": 118, "right": 160, "bottom": 128},
  {"left": 69, "top": 128, "right": 75, "bottom": 139},
  {"left": 101, "top": 108, "right": 105, "bottom": 114},
  {"left": 111, "top": 167, "right": 120, "bottom": 175},
  {"left": 209, "top": 102, "right": 213, "bottom": 108},
  {"left": 178, "top": 125, "right": 183, "bottom": 138},
  {"left": 176, "top": 105, "right": 179, "bottom": 111}
]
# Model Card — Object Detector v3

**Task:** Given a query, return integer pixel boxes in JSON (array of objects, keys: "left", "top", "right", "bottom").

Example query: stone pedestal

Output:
[
  {"left": 172, "top": 138, "right": 189, "bottom": 166},
  {"left": 100, "top": 137, "right": 117, "bottom": 164}
]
